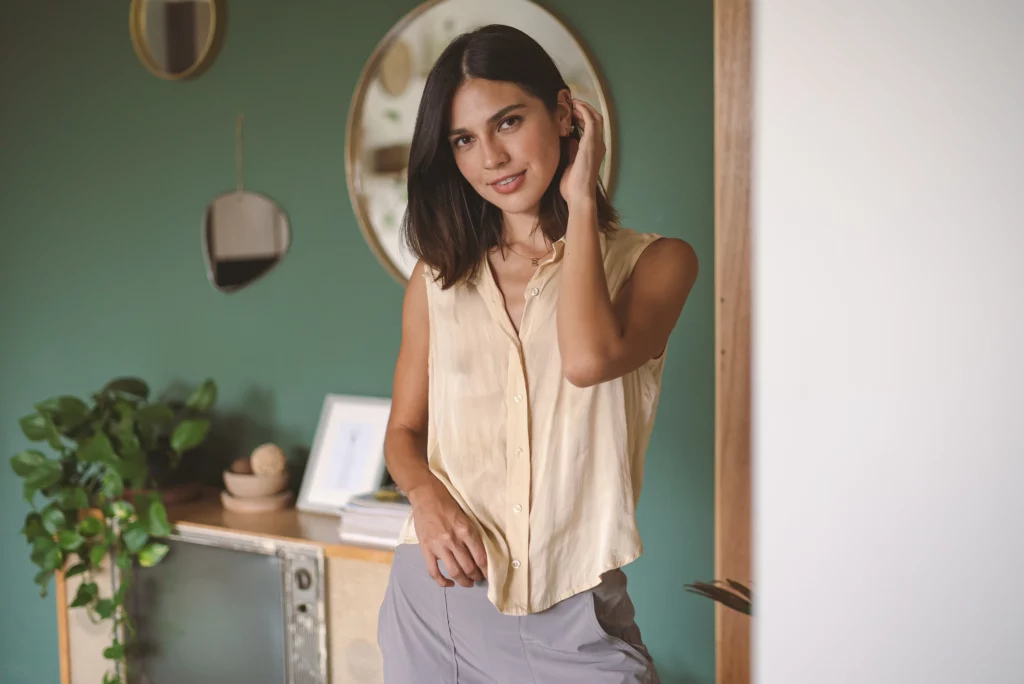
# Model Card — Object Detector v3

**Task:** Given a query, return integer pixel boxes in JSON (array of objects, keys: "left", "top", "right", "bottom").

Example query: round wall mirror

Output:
[
  {"left": 346, "top": 0, "right": 616, "bottom": 284},
  {"left": 129, "top": 0, "right": 224, "bottom": 80}
]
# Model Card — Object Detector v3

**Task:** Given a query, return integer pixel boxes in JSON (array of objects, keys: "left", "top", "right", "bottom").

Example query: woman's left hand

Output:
[{"left": 559, "top": 98, "right": 606, "bottom": 208}]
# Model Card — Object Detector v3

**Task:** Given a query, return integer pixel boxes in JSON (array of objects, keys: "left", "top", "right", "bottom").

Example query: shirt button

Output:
[
  {"left": 530, "top": 287, "right": 540, "bottom": 297},
  {"left": 514, "top": 394, "right": 523, "bottom": 403},
  {"left": 511, "top": 559, "right": 521, "bottom": 569},
  {"left": 513, "top": 504, "right": 522, "bottom": 513},
  {"left": 515, "top": 447, "right": 523, "bottom": 456}
]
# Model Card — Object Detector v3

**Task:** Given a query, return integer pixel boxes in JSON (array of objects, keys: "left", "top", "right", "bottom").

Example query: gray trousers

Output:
[{"left": 377, "top": 543, "right": 662, "bottom": 684}]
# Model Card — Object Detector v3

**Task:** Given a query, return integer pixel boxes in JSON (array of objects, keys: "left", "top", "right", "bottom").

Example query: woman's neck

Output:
[{"left": 501, "top": 211, "right": 548, "bottom": 251}]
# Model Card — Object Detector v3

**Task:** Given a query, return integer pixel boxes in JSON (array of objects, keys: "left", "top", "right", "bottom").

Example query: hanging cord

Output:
[{"left": 235, "top": 113, "right": 245, "bottom": 194}]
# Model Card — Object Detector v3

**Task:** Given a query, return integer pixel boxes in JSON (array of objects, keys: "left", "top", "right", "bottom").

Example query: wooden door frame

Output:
[{"left": 714, "top": 0, "right": 752, "bottom": 682}]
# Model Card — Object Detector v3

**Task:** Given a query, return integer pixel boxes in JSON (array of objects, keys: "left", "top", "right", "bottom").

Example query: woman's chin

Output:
[{"left": 487, "top": 190, "right": 545, "bottom": 217}]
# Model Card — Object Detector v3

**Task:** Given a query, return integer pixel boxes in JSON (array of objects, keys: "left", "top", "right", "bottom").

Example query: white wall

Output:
[{"left": 752, "top": 2, "right": 1024, "bottom": 683}]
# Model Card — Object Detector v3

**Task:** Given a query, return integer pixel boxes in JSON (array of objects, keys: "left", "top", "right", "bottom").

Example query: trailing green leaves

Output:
[
  {"left": 8, "top": 376, "right": 217, "bottom": 676},
  {"left": 11, "top": 450, "right": 62, "bottom": 490}
]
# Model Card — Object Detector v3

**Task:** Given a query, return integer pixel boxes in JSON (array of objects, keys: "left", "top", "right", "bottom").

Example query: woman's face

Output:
[{"left": 448, "top": 79, "right": 570, "bottom": 217}]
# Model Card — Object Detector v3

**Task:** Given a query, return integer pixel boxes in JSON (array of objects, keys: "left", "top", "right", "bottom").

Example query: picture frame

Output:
[{"left": 297, "top": 394, "right": 392, "bottom": 515}]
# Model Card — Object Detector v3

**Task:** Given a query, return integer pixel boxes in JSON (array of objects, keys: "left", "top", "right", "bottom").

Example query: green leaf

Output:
[
  {"left": 134, "top": 493, "right": 172, "bottom": 536},
  {"left": 10, "top": 449, "right": 47, "bottom": 477},
  {"left": 41, "top": 507, "right": 67, "bottom": 535},
  {"left": 116, "top": 448, "right": 147, "bottom": 488},
  {"left": 79, "top": 433, "right": 116, "bottom": 463},
  {"left": 25, "top": 459, "right": 62, "bottom": 490},
  {"left": 114, "top": 428, "right": 142, "bottom": 462},
  {"left": 78, "top": 516, "right": 103, "bottom": 537},
  {"left": 136, "top": 403, "right": 174, "bottom": 428},
  {"left": 65, "top": 563, "right": 88, "bottom": 579},
  {"left": 90, "top": 543, "right": 109, "bottom": 567},
  {"left": 147, "top": 498, "right": 172, "bottom": 537},
  {"left": 110, "top": 500, "right": 134, "bottom": 520},
  {"left": 115, "top": 551, "right": 132, "bottom": 572},
  {"left": 102, "top": 377, "right": 149, "bottom": 400},
  {"left": 58, "top": 529, "right": 85, "bottom": 551},
  {"left": 113, "top": 399, "right": 137, "bottom": 420},
  {"left": 186, "top": 378, "right": 218, "bottom": 412},
  {"left": 104, "top": 671, "right": 122, "bottom": 684},
  {"left": 32, "top": 535, "right": 56, "bottom": 558},
  {"left": 21, "top": 513, "right": 45, "bottom": 541},
  {"left": 101, "top": 469, "right": 124, "bottom": 499},
  {"left": 34, "top": 570, "right": 53, "bottom": 597},
  {"left": 103, "top": 640, "right": 125, "bottom": 660},
  {"left": 138, "top": 542, "right": 170, "bottom": 567},
  {"left": 41, "top": 546, "right": 63, "bottom": 572},
  {"left": 58, "top": 487, "right": 90, "bottom": 510},
  {"left": 95, "top": 598, "right": 116, "bottom": 619},
  {"left": 35, "top": 396, "right": 90, "bottom": 433},
  {"left": 170, "top": 418, "right": 211, "bottom": 453},
  {"left": 23, "top": 483, "right": 37, "bottom": 505},
  {"left": 122, "top": 523, "right": 149, "bottom": 553},
  {"left": 70, "top": 581, "right": 98, "bottom": 608},
  {"left": 19, "top": 412, "right": 62, "bottom": 447}
]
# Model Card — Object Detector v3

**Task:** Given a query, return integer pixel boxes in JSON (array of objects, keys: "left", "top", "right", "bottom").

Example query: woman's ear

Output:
[{"left": 556, "top": 88, "right": 573, "bottom": 137}]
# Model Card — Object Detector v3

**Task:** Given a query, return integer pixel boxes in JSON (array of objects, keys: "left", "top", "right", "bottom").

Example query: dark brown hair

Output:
[{"left": 402, "top": 24, "right": 618, "bottom": 289}]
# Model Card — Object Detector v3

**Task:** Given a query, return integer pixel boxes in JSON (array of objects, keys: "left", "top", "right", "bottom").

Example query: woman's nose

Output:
[{"left": 480, "top": 137, "right": 510, "bottom": 169}]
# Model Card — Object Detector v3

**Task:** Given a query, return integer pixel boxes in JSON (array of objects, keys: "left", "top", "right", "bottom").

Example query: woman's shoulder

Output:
[{"left": 604, "top": 225, "right": 698, "bottom": 284}]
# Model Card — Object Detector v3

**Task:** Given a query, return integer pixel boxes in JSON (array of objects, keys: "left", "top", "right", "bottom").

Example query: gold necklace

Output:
[{"left": 503, "top": 242, "right": 553, "bottom": 266}]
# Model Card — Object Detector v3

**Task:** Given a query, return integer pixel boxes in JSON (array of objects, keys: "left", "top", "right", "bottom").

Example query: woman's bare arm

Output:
[{"left": 383, "top": 260, "right": 488, "bottom": 588}]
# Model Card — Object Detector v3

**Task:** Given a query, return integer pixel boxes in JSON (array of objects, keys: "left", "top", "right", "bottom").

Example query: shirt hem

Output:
[{"left": 493, "top": 546, "right": 645, "bottom": 616}]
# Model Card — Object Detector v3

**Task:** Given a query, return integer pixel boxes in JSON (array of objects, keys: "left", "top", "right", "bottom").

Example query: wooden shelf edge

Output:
[{"left": 167, "top": 492, "right": 396, "bottom": 565}]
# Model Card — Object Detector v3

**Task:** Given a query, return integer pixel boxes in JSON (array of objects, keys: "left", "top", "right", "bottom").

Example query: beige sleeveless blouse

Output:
[{"left": 399, "top": 226, "right": 666, "bottom": 615}]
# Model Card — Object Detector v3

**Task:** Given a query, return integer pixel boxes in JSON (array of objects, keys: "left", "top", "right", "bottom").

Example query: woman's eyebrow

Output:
[{"left": 449, "top": 104, "right": 527, "bottom": 138}]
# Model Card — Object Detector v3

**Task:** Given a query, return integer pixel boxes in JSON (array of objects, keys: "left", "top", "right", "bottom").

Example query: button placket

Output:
[{"left": 505, "top": 345, "right": 531, "bottom": 605}]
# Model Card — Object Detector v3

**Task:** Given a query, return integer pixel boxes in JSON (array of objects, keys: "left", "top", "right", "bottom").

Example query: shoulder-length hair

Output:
[{"left": 402, "top": 24, "right": 618, "bottom": 289}]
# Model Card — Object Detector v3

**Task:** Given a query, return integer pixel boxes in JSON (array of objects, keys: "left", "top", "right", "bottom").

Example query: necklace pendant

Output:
[{"left": 531, "top": 258, "right": 539, "bottom": 266}]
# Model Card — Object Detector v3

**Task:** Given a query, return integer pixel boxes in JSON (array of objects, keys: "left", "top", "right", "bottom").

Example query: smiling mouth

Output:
[{"left": 491, "top": 172, "right": 524, "bottom": 186}]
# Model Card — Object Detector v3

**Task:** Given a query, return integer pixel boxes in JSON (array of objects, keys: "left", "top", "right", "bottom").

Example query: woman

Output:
[{"left": 378, "top": 23, "right": 698, "bottom": 684}]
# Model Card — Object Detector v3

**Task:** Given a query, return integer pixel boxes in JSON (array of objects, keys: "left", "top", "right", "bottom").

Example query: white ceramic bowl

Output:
[{"left": 222, "top": 469, "right": 288, "bottom": 498}]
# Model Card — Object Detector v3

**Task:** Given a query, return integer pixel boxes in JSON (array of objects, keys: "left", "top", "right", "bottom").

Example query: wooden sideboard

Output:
[{"left": 56, "top": 493, "right": 395, "bottom": 684}]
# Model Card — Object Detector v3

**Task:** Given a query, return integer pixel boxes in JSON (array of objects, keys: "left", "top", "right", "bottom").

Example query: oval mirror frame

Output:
[
  {"left": 345, "top": 0, "right": 617, "bottom": 285},
  {"left": 129, "top": 0, "right": 225, "bottom": 81}
]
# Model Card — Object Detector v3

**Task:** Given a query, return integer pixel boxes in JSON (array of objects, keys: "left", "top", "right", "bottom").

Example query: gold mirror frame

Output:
[
  {"left": 129, "top": 0, "right": 226, "bottom": 81},
  {"left": 345, "top": 0, "right": 617, "bottom": 285}
]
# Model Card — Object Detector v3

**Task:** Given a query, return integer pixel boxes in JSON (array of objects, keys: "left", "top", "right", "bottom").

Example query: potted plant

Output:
[{"left": 9, "top": 376, "right": 217, "bottom": 684}]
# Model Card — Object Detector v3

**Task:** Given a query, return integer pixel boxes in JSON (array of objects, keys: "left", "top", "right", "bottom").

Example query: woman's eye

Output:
[
  {"left": 499, "top": 116, "right": 521, "bottom": 131},
  {"left": 453, "top": 136, "right": 472, "bottom": 148}
]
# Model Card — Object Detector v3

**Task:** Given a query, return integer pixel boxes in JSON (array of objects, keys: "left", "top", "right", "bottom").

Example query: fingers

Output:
[
  {"left": 571, "top": 99, "right": 604, "bottom": 145},
  {"left": 438, "top": 547, "right": 474, "bottom": 588},
  {"left": 448, "top": 543, "right": 484, "bottom": 585},
  {"left": 466, "top": 535, "right": 489, "bottom": 580},
  {"left": 421, "top": 548, "right": 454, "bottom": 588}
]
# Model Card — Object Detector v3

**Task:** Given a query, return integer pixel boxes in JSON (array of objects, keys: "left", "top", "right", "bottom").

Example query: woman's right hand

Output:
[{"left": 408, "top": 479, "right": 488, "bottom": 588}]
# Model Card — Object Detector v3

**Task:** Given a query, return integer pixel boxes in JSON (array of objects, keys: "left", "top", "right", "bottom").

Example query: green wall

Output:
[{"left": 0, "top": 1, "right": 714, "bottom": 682}]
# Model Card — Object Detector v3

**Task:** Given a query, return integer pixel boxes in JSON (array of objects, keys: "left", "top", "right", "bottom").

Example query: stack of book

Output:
[{"left": 337, "top": 487, "right": 411, "bottom": 549}]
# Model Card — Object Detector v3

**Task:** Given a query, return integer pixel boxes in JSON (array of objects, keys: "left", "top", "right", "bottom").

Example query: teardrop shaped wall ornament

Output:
[{"left": 202, "top": 115, "right": 291, "bottom": 294}]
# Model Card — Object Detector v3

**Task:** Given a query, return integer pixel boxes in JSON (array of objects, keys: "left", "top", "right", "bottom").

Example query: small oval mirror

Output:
[
  {"left": 130, "top": 0, "right": 224, "bottom": 80},
  {"left": 203, "top": 191, "right": 291, "bottom": 294}
]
